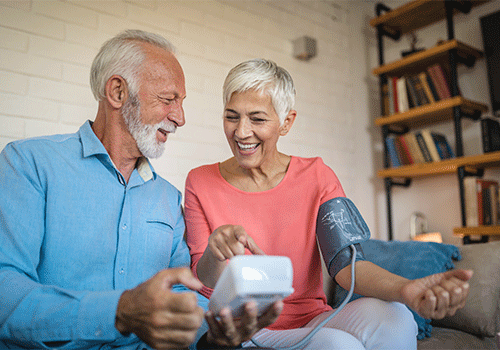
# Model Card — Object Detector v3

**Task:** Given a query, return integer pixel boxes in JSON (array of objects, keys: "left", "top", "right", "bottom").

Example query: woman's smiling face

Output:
[{"left": 223, "top": 89, "right": 284, "bottom": 170}]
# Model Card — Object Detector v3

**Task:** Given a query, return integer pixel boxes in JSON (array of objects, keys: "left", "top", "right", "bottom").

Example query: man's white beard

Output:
[{"left": 122, "top": 93, "right": 176, "bottom": 159}]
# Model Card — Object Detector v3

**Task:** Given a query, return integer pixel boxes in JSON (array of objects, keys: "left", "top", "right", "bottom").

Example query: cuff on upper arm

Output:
[{"left": 330, "top": 243, "right": 366, "bottom": 278}]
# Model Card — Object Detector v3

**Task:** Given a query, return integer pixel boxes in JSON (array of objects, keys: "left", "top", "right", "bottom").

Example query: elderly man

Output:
[{"left": 0, "top": 30, "right": 281, "bottom": 350}]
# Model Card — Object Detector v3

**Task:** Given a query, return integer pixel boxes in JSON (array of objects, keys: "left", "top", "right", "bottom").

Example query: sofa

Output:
[
  {"left": 327, "top": 240, "right": 500, "bottom": 350},
  {"left": 418, "top": 240, "right": 500, "bottom": 350}
]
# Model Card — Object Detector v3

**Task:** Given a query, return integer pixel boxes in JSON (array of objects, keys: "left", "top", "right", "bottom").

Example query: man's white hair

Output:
[
  {"left": 222, "top": 59, "right": 296, "bottom": 124},
  {"left": 90, "top": 29, "right": 176, "bottom": 101}
]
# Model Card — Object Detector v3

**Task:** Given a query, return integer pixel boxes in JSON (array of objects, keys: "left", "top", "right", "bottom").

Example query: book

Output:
[
  {"left": 388, "top": 77, "right": 395, "bottom": 115},
  {"left": 396, "top": 77, "right": 410, "bottom": 113},
  {"left": 403, "top": 132, "right": 426, "bottom": 164},
  {"left": 397, "top": 135, "right": 413, "bottom": 165},
  {"left": 415, "top": 131, "right": 433, "bottom": 162},
  {"left": 386, "top": 135, "right": 402, "bottom": 167},
  {"left": 464, "top": 177, "right": 480, "bottom": 227},
  {"left": 481, "top": 117, "right": 500, "bottom": 153},
  {"left": 381, "top": 82, "right": 390, "bottom": 116},
  {"left": 420, "top": 129, "right": 441, "bottom": 161},
  {"left": 430, "top": 64, "right": 452, "bottom": 99},
  {"left": 424, "top": 71, "right": 440, "bottom": 101},
  {"left": 478, "top": 180, "right": 499, "bottom": 225},
  {"left": 483, "top": 186, "right": 493, "bottom": 225},
  {"left": 427, "top": 65, "right": 448, "bottom": 100},
  {"left": 412, "top": 74, "right": 430, "bottom": 105},
  {"left": 431, "top": 132, "right": 455, "bottom": 160},
  {"left": 465, "top": 179, "right": 499, "bottom": 226},
  {"left": 392, "top": 76, "right": 399, "bottom": 114},
  {"left": 405, "top": 75, "right": 420, "bottom": 107},
  {"left": 490, "top": 184, "right": 499, "bottom": 225},
  {"left": 419, "top": 72, "right": 436, "bottom": 104}
]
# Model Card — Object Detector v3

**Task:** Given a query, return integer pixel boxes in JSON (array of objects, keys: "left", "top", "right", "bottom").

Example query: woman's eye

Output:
[
  {"left": 252, "top": 118, "right": 266, "bottom": 123},
  {"left": 225, "top": 115, "right": 239, "bottom": 121}
]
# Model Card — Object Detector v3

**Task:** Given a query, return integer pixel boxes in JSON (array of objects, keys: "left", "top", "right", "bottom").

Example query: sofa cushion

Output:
[
  {"left": 432, "top": 241, "right": 500, "bottom": 337},
  {"left": 417, "top": 327, "right": 497, "bottom": 350},
  {"left": 330, "top": 239, "right": 461, "bottom": 339}
]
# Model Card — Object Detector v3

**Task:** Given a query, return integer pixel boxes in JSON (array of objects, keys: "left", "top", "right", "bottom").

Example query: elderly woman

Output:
[{"left": 184, "top": 59, "right": 472, "bottom": 349}]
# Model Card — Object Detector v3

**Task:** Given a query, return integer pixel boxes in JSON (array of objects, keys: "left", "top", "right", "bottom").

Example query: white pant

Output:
[{"left": 243, "top": 298, "right": 418, "bottom": 350}]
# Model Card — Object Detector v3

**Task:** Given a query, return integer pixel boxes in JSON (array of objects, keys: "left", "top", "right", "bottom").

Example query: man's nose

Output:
[{"left": 168, "top": 102, "right": 185, "bottom": 127}]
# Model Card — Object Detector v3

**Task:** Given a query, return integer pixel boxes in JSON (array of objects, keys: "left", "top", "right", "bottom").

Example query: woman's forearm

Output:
[
  {"left": 196, "top": 248, "right": 228, "bottom": 289},
  {"left": 335, "top": 261, "right": 408, "bottom": 303}
]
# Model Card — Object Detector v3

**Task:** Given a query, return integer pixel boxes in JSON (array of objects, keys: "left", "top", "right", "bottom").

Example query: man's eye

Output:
[{"left": 225, "top": 115, "right": 239, "bottom": 120}]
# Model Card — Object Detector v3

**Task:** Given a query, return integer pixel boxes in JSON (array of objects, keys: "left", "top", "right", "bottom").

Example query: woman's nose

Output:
[{"left": 235, "top": 118, "right": 251, "bottom": 138}]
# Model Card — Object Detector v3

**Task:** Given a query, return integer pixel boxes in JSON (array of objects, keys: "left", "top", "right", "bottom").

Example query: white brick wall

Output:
[{"left": 0, "top": 0, "right": 379, "bottom": 237}]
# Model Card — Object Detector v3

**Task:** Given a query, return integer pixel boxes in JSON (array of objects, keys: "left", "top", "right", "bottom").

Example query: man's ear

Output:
[
  {"left": 105, "top": 75, "right": 127, "bottom": 108},
  {"left": 279, "top": 110, "right": 297, "bottom": 136}
]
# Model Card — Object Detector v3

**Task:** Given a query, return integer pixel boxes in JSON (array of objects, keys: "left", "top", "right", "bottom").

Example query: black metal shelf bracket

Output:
[
  {"left": 456, "top": 54, "right": 477, "bottom": 68},
  {"left": 387, "top": 125, "right": 410, "bottom": 135},
  {"left": 461, "top": 109, "right": 482, "bottom": 121},
  {"left": 448, "top": 0, "right": 473, "bottom": 15},
  {"left": 375, "top": 3, "right": 401, "bottom": 41},
  {"left": 389, "top": 178, "right": 412, "bottom": 188}
]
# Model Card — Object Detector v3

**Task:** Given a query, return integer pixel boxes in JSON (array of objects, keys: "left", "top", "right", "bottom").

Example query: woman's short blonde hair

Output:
[{"left": 223, "top": 59, "right": 296, "bottom": 124}]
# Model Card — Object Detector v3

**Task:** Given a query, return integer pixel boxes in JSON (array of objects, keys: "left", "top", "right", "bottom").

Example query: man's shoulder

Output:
[
  {"left": 154, "top": 175, "right": 182, "bottom": 194},
  {"left": 3, "top": 132, "right": 80, "bottom": 159}
]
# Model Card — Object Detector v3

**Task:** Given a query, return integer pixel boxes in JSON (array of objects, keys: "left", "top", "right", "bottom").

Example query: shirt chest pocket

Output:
[{"left": 144, "top": 219, "right": 174, "bottom": 269}]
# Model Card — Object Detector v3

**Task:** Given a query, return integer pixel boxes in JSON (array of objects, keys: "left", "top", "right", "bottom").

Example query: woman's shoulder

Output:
[
  {"left": 186, "top": 163, "right": 220, "bottom": 184},
  {"left": 291, "top": 156, "right": 329, "bottom": 171}
]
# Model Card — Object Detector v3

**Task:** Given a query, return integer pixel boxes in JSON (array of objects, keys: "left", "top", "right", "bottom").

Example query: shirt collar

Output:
[{"left": 79, "top": 120, "right": 157, "bottom": 182}]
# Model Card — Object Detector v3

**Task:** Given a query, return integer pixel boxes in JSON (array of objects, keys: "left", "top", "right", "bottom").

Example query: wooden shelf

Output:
[
  {"left": 453, "top": 225, "right": 500, "bottom": 236},
  {"left": 375, "top": 96, "right": 488, "bottom": 129},
  {"left": 377, "top": 150, "right": 500, "bottom": 179},
  {"left": 369, "top": 0, "right": 490, "bottom": 37},
  {"left": 372, "top": 39, "right": 483, "bottom": 77}
]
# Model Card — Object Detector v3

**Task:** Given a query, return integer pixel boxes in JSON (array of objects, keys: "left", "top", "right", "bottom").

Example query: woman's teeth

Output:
[{"left": 237, "top": 142, "right": 258, "bottom": 150}]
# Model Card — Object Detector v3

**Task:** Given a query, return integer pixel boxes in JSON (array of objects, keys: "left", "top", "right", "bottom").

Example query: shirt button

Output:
[
  {"left": 122, "top": 223, "right": 127, "bottom": 230},
  {"left": 119, "top": 268, "right": 125, "bottom": 274}
]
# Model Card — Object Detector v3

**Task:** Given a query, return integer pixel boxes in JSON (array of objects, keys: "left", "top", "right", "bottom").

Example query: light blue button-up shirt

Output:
[{"left": 0, "top": 121, "right": 208, "bottom": 349}]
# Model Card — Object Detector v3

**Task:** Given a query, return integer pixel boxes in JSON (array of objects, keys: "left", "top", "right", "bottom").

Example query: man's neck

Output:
[{"left": 92, "top": 109, "right": 141, "bottom": 183}]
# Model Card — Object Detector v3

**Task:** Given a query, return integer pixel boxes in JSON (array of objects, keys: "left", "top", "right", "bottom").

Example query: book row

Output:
[
  {"left": 382, "top": 63, "right": 452, "bottom": 116},
  {"left": 464, "top": 178, "right": 500, "bottom": 227},
  {"left": 385, "top": 129, "right": 454, "bottom": 167}
]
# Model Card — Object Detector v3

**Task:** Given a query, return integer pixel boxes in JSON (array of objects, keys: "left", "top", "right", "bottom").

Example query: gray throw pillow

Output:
[{"left": 433, "top": 241, "right": 500, "bottom": 337}]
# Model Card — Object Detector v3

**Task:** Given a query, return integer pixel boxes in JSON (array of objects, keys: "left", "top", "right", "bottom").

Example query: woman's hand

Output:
[
  {"left": 197, "top": 225, "right": 265, "bottom": 288},
  {"left": 208, "top": 225, "right": 265, "bottom": 261},
  {"left": 400, "top": 269, "right": 473, "bottom": 319},
  {"left": 205, "top": 300, "right": 283, "bottom": 347}
]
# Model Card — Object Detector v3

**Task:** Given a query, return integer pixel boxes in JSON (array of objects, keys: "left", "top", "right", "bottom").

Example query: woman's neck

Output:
[{"left": 219, "top": 154, "right": 291, "bottom": 192}]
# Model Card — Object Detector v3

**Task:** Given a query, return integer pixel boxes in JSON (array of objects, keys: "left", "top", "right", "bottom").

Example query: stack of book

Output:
[
  {"left": 382, "top": 63, "right": 452, "bottom": 116},
  {"left": 464, "top": 178, "right": 500, "bottom": 227},
  {"left": 385, "top": 129, "right": 454, "bottom": 167},
  {"left": 481, "top": 117, "right": 500, "bottom": 153}
]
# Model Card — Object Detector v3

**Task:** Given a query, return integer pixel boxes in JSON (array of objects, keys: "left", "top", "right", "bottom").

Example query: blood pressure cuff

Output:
[{"left": 316, "top": 197, "right": 370, "bottom": 278}]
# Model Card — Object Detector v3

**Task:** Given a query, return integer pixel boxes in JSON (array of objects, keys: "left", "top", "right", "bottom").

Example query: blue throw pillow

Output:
[{"left": 329, "top": 239, "right": 461, "bottom": 339}]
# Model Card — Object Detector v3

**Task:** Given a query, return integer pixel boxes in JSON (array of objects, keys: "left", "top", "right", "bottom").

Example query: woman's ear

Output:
[
  {"left": 105, "top": 75, "right": 127, "bottom": 109},
  {"left": 279, "top": 110, "right": 297, "bottom": 136}
]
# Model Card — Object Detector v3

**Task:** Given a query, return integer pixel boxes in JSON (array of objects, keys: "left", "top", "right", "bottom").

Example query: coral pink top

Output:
[{"left": 184, "top": 156, "right": 345, "bottom": 330}]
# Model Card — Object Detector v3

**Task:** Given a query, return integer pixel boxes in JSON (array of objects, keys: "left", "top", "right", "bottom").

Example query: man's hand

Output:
[
  {"left": 208, "top": 225, "right": 265, "bottom": 261},
  {"left": 401, "top": 269, "right": 473, "bottom": 319},
  {"left": 115, "top": 268, "right": 204, "bottom": 350},
  {"left": 204, "top": 300, "right": 283, "bottom": 347}
]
